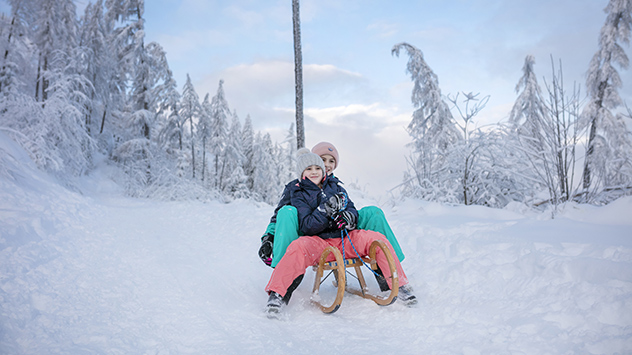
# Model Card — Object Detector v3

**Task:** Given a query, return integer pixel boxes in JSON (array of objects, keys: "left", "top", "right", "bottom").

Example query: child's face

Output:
[
  {"left": 302, "top": 165, "right": 324, "bottom": 185},
  {"left": 320, "top": 154, "right": 336, "bottom": 175}
]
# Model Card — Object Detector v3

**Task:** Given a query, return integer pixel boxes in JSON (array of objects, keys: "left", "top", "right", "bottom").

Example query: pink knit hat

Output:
[{"left": 311, "top": 142, "right": 339, "bottom": 170}]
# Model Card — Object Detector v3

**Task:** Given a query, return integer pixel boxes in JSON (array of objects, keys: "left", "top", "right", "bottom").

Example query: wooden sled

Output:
[{"left": 311, "top": 239, "right": 399, "bottom": 314}]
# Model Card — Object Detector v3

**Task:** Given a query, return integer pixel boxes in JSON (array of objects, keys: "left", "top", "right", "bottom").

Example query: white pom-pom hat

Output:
[{"left": 296, "top": 147, "right": 326, "bottom": 179}]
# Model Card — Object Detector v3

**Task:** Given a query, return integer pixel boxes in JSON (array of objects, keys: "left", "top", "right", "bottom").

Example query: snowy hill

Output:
[{"left": 1, "top": 131, "right": 631, "bottom": 354}]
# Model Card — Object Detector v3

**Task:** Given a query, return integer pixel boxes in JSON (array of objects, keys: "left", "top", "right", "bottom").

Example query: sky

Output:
[{"left": 7, "top": 0, "right": 630, "bottom": 198}]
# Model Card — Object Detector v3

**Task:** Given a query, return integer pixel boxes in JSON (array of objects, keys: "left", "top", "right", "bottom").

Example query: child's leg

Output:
[
  {"left": 357, "top": 206, "right": 405, "bottom": 262},
  {"left": 345, "top": 229, "right": 409, "bottom": 289},
  {"left": 265, "top": 236, "right": 328, "bottom": 297},
  {"left": 271, "top": 206, "right": 300, "bottom": 268}
]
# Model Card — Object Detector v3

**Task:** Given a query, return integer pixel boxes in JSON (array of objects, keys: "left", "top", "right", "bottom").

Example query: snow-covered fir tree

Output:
[
  {"left": 209, "top": 79, "right": 230, "bottom": 188},
  {"left": 220, "top": 112, "right": 248, "bottom": 198},
  {"left": 581, "top": 0, "right": 632, "bottom": 198},
  {"left": 241, "top": 114, "right": 255, "bottom": 191},
  {"left": 198, "top": 93, "right": 213, "bottom": 183},
  {"left": 251, "top": 132, "right": 280, "bottom": 203},
  {"left": 32, "top": 0, "right": 77, "bottom": 102},
  {"left": 392, "top": 42, "right": 462, "bottom": 202},
  {"left": 179, "top": 74, "right": 201, "bottom": 179}
]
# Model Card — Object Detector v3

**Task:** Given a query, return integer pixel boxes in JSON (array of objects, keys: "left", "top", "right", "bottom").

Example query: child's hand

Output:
[
  {"left": 258, "top": 233, "right": 274, "bottom": 266},
  {"left": 325, "top": 193, "right": 347, "bottom": 216},
  {"left": 333, "top": 211, "right": 356, "bottom": 230}
]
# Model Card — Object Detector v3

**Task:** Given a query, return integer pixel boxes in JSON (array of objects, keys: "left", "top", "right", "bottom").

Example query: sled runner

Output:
[{"left": 311, "top": 239, "right": 399, "bottom": 313}]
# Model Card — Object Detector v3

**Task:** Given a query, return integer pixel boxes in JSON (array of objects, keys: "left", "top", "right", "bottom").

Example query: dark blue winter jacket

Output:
[{"left": 289, "top": 175, "right": 358, "bottom": 239}]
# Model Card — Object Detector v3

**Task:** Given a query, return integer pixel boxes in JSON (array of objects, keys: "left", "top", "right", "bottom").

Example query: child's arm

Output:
[
  {"left": 293, "top": 192, "right": 333, "bottom": 236},
  {"left": 336, "top": 185, "right": 359, "bottom": 219}
]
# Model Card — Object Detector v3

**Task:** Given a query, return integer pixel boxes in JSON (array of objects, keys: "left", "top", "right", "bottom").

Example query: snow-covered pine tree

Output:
[
  {"left": 180, "top": 74, "right": 201, "bottom": 179},
  {"left": 40, "top": 50, "right": 95, "bottom": 176},
  {"left": 251, "top": 132, "right": 278, "bottom": 203},
  {"left": 507, "top": 55, "right": 551, "bottom": 202},
  {"left": 152, "top": 51, "right": 180, "bottom": 152},
  {"left": 509, "top": 56, "right": 549, "bottom": 151},
  {"left": 282, "top": 123, "right": 297, "bottom": 184},
  {"left": 209, "top": 79, "right": 230, "bottom": 188},
  {"left": 79, "top": 1, "right": 124, "bottom": 140},
  {"left": 581, "top": 0, "right": 632, "bottom": 199},
  {"left": 391, "top": 42, "right": 462, "bottom": 201},
  {"left": 32, "top": 0, "right": 77, "bottom": 102},
  {"left": 157, "top": 97, "right": 182, "bottom": 153},
  {"left": 79, "top": 0, "right": 105, "bottom": 136},
  {"left": 220, "top": 112, "right": 247, "bottom": 198},
  {"left": 241, "top": 114, "right": 255, "bottom": 191},
  {"left": 198, "top": 93, "right": 213, "bottom": 183},
  {"left": 0, "top": 0, "right": 35, "bottom": 96}
]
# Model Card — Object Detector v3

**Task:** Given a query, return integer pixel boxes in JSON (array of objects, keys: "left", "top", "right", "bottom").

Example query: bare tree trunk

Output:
[
  {"left": 35, "top": 54, "right": 41, "bottom": 101},
  {"left": 582, "top": 81, "right": 606, "bottom": 192},
  {"left": 42, "top": 56, "right": 48, "bottom": 101},
  {"left": 292, "top": 0, "right": 304, "bottom": 149},
  {"left": 191, "top": 122, "right": 195, "bottom": 179},
  {"left": 100, "top": 108, "right": 107, "bottom": 134},
  {"left": 0, "top": 16, "right": 16, "bottom": 94}
]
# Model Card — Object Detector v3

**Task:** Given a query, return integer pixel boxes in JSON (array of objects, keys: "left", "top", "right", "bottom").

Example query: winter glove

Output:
[
  {"left": 325, "top": 193, "right": 348, "bottom": 216},
  {"left": 333, "top": 210, "right": 356, "bottom": 231},
  {"left": 258, "top": 233, "right": 274, "bottom": 266}
]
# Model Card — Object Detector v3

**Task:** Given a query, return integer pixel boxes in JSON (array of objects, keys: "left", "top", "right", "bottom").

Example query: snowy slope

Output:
[{"left": 1, "top": 131, "right": 631, "bottom": 354}]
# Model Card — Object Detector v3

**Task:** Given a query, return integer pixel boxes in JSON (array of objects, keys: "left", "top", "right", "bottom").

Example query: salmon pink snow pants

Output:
[{"left": 265, "top": 229, "right": 408, "bottom": 297}]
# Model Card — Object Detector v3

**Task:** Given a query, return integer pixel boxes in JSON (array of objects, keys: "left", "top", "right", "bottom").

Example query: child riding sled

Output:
[
  {"left": 264, "top": 148, "right": 416, "bottom": 317},
  {"left": 258, "top": 141, "right": 406, "bottom": 268}
]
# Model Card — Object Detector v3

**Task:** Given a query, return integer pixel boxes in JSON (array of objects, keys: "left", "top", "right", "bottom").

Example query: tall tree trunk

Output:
[
  {"left": 292, "top": 0, "right": 304, "bottom": 149},
  {"left": 191, "top": 121, "right": 195, "bottom": 179},
  {"left": 582, "top": 81, "right": 606, "bottom": 192},
  {"left": 100, "top": 107, "right": 107, "bottom": 134},
  {"left": 42, "top": 56, "right": 48, "bottom": 101},
  {"left": 0, "top": 16, "right": 16, "bottom": 93},
  {"left": 202, "top": 137, "right": 206, "bottom": 182},
  {"left": 35, "top": 54, "right": 42, "bottom": 101}
]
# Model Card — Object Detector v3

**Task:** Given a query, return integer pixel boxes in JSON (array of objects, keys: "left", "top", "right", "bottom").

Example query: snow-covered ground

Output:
[{"left": 1, "top": 131, "right": 631, "bottom": 354}]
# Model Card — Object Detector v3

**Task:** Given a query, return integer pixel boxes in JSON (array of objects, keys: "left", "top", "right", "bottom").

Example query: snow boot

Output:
[
  {"left": 266, "top": 292, "right": 284, "bottom": 318},
  {"left": 398, "top": 285, "right": 417, "bottom": 306},
  {"left": 373, "top": 267, "right": 390, "bottom": 292}
]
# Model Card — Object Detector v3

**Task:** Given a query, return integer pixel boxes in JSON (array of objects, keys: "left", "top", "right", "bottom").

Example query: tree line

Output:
[{"left": 0, "top": 0, "right": 295, "bottom": 203}]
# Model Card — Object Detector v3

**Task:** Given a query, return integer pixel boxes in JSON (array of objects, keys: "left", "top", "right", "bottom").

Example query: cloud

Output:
[
  {"left": 303, "top": 107, "right": 411, "bottom": 198},
  {"left": 367, "top": 21, "right": 399, "bottom": 39},
  {"left": 193, "top": 60, "right": 383, "bottom": 131},
  {"left": 306, "top": 103, "right": 408, "bottom": 131},
  {"left": 222, "top": 5, "right": 266, "bottom": 29},
  {"left": 190, "top": 58, "right": 414, "bottom": 197}
]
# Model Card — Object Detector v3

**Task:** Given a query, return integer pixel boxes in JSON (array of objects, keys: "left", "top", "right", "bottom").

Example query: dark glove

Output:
[
  {"left": 333, "top": 210, "right": 356, "bottom": 231},
  {"left": 325, "top": 193, "right": 348, "bottom": 216},
  {"left": 258, "top": 233, "right": 274, "bottom": 266}
]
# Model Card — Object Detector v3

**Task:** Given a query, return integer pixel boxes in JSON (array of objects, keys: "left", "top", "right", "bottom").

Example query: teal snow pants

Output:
[{"left": 265, "top": 205, "right": 405, "bottom": 268}]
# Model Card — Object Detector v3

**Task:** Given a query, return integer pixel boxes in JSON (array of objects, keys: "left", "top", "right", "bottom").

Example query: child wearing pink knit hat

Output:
[{"left": 311, "top": 141, "right": 339, "bottom": 172}]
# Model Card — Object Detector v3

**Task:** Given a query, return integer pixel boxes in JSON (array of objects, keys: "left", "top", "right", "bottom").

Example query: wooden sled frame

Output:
[{"left": 311, "top": 239, "right": 399, "bottom": 313}]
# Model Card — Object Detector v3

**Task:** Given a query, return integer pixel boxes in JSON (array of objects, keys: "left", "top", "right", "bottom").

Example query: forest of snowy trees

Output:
[
  {"left": 392, "top": 0, "right": 632, "bottom": 211},
  {"left": 0, "top": 0, "right": 630, "bottom": 210},
  {"left": 0, "top": 0, "right": 297, "bottom": 203}
]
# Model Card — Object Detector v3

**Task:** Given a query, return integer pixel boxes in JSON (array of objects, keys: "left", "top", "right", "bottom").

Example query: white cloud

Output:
[{"left": 367, "top": 21, "right": 399, "bottom": 39}]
